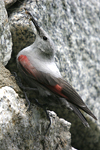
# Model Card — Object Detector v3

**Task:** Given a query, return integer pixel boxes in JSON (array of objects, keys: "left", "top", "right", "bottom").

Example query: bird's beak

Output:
[{"left": 24, "top": 8, "right": 40, "bottom": 34}]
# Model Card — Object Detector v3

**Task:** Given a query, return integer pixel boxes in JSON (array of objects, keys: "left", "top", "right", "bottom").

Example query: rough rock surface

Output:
[
  {"left": 0, "top": 62, "right": 21, "bottom": 93},
  {"left": 0, "top": 0, "right": 12, "bottom": 66},
  {"left": 6, "top": 0, "right": 100, "bottom": 149},
  {"left": 0, "top": 86, "right": 72, "bottom": 150}
]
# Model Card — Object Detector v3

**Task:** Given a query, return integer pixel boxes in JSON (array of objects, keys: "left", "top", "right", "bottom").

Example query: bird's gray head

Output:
[{"left": 25, "top": 8, "right": 55, "bottom": 59}]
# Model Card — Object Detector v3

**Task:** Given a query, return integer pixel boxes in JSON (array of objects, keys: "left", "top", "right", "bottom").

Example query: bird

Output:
[{"left": 16, "top": 8, "right": 97, "bottom": 127}]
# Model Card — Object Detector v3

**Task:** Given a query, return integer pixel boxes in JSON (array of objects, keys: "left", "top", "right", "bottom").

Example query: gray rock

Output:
[
  {"left": 0, "top": 62, "right": 21, "bottom": 93},
  {"left": 0, "top": 86, "right": 71, "bottom": 150},
  {"left": 0, "top": 0, "right": 12, "bottom": 66},
  {"left": 71, "top": 148, "right": 78, "bottom": 150},
  {"left": 7, "top": 0, "right": 100, "bottom": 149}
]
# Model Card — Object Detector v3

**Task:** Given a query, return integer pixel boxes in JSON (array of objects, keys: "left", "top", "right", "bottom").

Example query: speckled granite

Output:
[
  {"left": 0, "top": 86, "right": 71, "bottom": 150},
  {"left": 0, "top": 0, "right": 12, "bottom": 65},
  {"left": 6, "top": 0, "right": 100, "bottom": 149}
]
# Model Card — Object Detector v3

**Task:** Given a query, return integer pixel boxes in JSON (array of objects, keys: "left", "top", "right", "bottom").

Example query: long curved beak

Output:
[{"left": 24, "top": 8, "right": 40, "bottom": 34}]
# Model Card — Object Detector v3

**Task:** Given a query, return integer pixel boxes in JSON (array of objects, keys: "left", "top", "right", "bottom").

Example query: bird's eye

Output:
[{"left": 43, "top": 36, "right": 47, "bottom": 41}]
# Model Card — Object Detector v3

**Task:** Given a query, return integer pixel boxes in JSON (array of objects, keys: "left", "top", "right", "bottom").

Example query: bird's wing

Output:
[
  {"left": 69, "top": 102, "right": 90, "bottom": 127},
  {"left": 17, "top": 55, "right": 97, "bottom": 122}
]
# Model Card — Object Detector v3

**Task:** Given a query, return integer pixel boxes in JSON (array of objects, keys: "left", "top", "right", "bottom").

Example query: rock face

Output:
[
  {"left": 0, "top": 0, "right": 12, "bottom": 66},
  {"left": 0, "top": 62, "right": 21, "bottom": 93},
  {"left": 8, "top": 0, "right": 100, "bottom": 124},
  {"left": 0, "top": 86, "right": 71, "bottom": 150},
  {"left": 2, "top": 0, "right": 100, "bottom": 149}
]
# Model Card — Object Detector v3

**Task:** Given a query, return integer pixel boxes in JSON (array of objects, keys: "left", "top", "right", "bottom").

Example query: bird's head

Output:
[{"left": 25, "top": 8, "right": 55, "bottom": 59}]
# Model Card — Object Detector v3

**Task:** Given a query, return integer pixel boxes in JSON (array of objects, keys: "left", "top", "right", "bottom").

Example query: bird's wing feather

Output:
[
  {"left": 17, "top": 55, "right": 97, "bottom": 121},
  {"left": 69, "top": 102, "right": 90, "bottom": 127}
]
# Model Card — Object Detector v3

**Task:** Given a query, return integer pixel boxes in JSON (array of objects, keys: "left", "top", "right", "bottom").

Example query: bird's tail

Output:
[{"left": 69, "top": 103, "right": 90, "bottom": 127}]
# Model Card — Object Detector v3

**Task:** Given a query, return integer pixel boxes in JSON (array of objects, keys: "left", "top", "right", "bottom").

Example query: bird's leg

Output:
[
  {"left": 23, "top": 91, "right": 31, "bottom": 111},
  {"left": 34, "top": 99, "right": 51, "bottom": 135},
  {"left": 44, "top": 109, "right": 51, "bottom": 135}
]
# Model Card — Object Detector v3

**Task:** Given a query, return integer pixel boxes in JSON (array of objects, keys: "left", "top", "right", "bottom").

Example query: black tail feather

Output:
[{"left": 69, "top": 103, "right": 90, "bottom": 127}]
